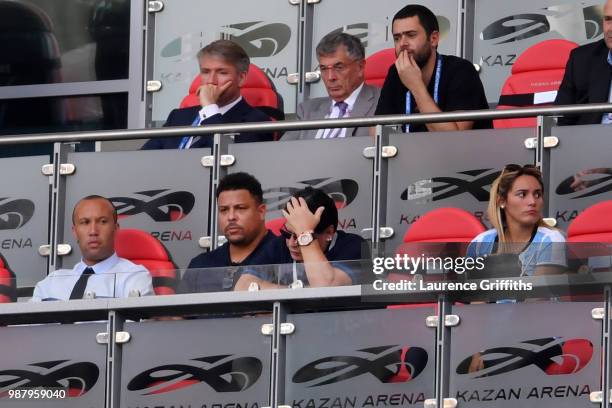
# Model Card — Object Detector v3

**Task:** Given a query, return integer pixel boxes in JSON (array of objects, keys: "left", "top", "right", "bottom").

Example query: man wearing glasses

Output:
[
  {"left": 234, "top": 187, "right": 369, "bottom": 290},
  {"left": 179, "top": 172, "right": 277, "bottom": 292},
  {"left": 281, "top": 33, "right": 380, "bottom": 140}
]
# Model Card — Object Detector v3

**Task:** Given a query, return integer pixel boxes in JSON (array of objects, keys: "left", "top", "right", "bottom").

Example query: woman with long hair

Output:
[{"left": 467, "top": 164, "right": 567, "bottom": 276}]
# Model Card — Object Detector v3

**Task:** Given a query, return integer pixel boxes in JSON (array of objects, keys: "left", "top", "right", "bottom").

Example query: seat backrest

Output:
[
  {"left": 115, "top": 229, "right": 177, "bottom": 295},
  {"left": 567, "top": 201, "right": 612, "bottom": 242},
  {"left": 396, "top": 207, "right": 486, "bottom": 257},
  {"left": 180, "top": 64, "right": 282, "bottom": 110},
  {"left": 241, "top": 64, "right": 282, "bottom": 109},
  {"left": 0, "top": 254, "right": 16, "bottom": 303},
  {"left": 494, "top": 39, "right": 578, "bottom": 129},
  {"left": 265, "top": 217, "right": 285, "bottom": 237},
  {"left": 364, "top": 48, "right": 396, "bottom": 88},
  {"left": 566, "top": 201, "right": 612, "bottom": 265}
]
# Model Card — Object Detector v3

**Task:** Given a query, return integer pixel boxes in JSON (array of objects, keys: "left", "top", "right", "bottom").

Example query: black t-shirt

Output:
[
  {"left": 375, "top": 53, "right": 492, "bottom": 132},
  {"left": 179, "top": 230, "right": 277, "bottom": 293},
  {"left": 243, "top": 230, "right": 371, "bottom": 285}
]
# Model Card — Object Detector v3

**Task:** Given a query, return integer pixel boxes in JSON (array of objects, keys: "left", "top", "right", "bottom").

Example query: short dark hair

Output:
[
  {"left": 72, "top": 195, "right": 118, "bottom": 225},
  {"left": 196, "top": 40, "right": 250, "bottom": 73},
  {"left": 216, "top": 172, "right": 264, "bottom": 204},
  {"left": 290, "top": 187, "right": 338, "bottom": 233},
  {"left": 316, "top": 32, "right": 365, "bottom": 60},
  {"left": 392, "top": 4, "right": 439, "bottom": 37}
]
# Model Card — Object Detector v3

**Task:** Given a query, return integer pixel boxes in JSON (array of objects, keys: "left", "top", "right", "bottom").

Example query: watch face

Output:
[{"left": 297, "top": 232, "right": 314, "bottom": 246}]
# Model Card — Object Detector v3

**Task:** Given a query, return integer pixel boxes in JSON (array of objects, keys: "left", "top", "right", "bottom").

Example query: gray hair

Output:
[
  {"left": 196, "top": 40, "right": 250, "bottom": 73},
  {"left": 316, "top": 32, "right": 365, "bottom": 61}
]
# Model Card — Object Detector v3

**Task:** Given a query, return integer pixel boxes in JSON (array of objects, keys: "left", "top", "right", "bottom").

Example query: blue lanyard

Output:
[
  {"left": 405, "top": 55, "right": 442, "bottom": 132},
  {"left": 178, "top": 115, "right": 203, "bottom": 149}
]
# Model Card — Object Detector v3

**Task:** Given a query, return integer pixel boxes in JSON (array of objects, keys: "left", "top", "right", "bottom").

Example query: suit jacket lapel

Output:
[
  {"left": 304, "top": 99, "right": 331, "bottom": 139},
  {"left": 346, "top": 85, "right": 374, "bottom": 136},
  {"left": 222, "top": 99, "right": 249, "bottom": 122}
]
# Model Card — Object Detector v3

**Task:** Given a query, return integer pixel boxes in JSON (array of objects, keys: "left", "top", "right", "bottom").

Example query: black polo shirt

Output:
[
  {"left": 375, "top": 53, "right": 492, "bottom": 132},
  {"left": 179, "top": 230, "right": 277, "bottom": 293}
]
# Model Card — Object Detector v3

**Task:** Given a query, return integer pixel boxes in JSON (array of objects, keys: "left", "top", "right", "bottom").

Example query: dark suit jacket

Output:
[
  {"left": 555, "top": 40, "right": 611, "bottom": 126},
  {"left": 142, "top": 99, "right": 274, "bottom": 149}
]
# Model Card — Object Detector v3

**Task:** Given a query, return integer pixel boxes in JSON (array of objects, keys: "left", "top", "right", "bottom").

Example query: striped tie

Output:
[{"left": 325, "top": 101, "right": 349, "bottom": 139}]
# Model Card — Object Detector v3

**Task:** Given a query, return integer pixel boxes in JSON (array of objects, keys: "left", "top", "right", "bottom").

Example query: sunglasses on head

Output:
[{"left": 503, "top": 163, "right": 540, "bottom": 172}]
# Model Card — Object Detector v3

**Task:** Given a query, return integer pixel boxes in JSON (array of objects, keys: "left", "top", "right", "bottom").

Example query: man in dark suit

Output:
[
  {"left": 142, "top": 40, "right": 274, "bottom": 149},
  {"left": 281, "top": 33, "right": 380, "bottom": 140},
  {"left": 555, "top": 0, "right": 612, "bottom": 126}
]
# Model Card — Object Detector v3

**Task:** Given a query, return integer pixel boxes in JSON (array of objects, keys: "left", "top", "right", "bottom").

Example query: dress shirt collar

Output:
[
  {"left": 198, "top": 96, "right": 243, "bottom": 122},
  {"left": 75, "top": 252, "right": 120, "bottom": 275},
  {"left": 329, "top": 82, "right": 364, "bottom": 113},
  {"left": 219, "top": 96, "right": 243, "bottom": 115},
  {"left": 608, "top": 50, "right": 612, "bottom": 66}
]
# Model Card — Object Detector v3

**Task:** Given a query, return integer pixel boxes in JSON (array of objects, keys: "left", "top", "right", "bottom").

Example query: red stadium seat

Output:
[
  {"left": 388, "top": 208, "right": 485, "bottom": 294},
  {"left": 567, "top": 201, "right": 612, "bottom": 270},
  {"left": 494, "top": 39, "right": 578, "bottom": 129},
  {"left": 567, "top": 201, "right": 612, "bottom": 242},
  {"left": 396, "top": 207, "right": 486, "bottom": 256},
  {"left": 180, "top": 64, "right": 283, "bottom": 111},
  {"left": 364, "top": 48, "right": 396, "bottom": 88},
  {"left": 265, "top": 217, "right": 285, "bottom": 237},
  {"left": 115, "top": 229, "right": 178, "bottom": 295},
  {"left": 0, "top": 254, "right": 16, "bottom": 303}
]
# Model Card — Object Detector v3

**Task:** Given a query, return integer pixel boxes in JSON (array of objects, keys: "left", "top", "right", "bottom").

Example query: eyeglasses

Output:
[
  {"left": 279, "top": 227, "right": 297, "bottom": 240},
  {"left": 318, "top": 59, "right": 360, "bottom": 75}
]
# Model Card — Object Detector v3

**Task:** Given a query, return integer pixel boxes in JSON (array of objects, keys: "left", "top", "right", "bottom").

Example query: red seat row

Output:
[
  {"left": 178, "top": 39, "right": 577, "bottom": 130},
  {"left": 1, "top": 201, "right": 609, "bottom": 303},
  {"left": 393, "top": 200, "right": 612, "bottom": 258}
]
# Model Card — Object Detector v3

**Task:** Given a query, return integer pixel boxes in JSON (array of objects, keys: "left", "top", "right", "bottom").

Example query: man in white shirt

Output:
[
  {"left": 31, "top": 195, "right": 154, "bottom": 301},
  {"left": 281, "top": 33, "right": 380, "bottom": 140}
]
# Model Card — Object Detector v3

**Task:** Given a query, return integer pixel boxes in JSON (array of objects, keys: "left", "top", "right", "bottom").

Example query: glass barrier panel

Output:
[
  {"left": 364, "top": 242, "right": 611, "bottom": 304},
  {"left": 177, "top": 259, "right": 371, "bottom": 295},
  {"left": 285, "top": 307, "right": 437, "bottom": 407},
  {"left": 0, "top": 322, "right": 107, "bottom": 407},
  {"left": 449, "top": 301, "right": 602, "bottom": 408}
]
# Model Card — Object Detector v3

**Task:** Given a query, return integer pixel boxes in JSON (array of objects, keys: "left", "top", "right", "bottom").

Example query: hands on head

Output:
[{"left": 282, "top": 197, "right": 324, "bottom": 235}]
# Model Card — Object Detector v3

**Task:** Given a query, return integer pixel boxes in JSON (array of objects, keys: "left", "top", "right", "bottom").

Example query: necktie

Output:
[
  {"left": 189, "top": 115, "right": 206, "bottom": 147},
  {"left": 70, "top": 267, "right": 94, "bottom": 300},
  {"left": 325, "top": 101, "right": 349, "bottom": 139}
]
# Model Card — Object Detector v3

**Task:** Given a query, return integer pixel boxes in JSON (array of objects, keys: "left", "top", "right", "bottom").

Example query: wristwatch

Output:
[{"left": 297, "top": 231, "right": 314, "bottom": 246}]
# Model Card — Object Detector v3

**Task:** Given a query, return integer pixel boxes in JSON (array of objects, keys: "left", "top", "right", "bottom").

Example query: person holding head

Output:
[
  {"left": 180, "top": 172, "right": 277, "bottom": 292},
  {"left": 555, "top": 0, "right": 612, "bottom": 125},
  {"left": 375, "top": 4, "right": 491, "bottom": 132},
  {"left": 234, "top": 187, "right": 368, "bottom": 290},
  {"left": 142, "top": 40, "right": 274, "bottom": 150},
  {"left": 31, "top": 195, "right": 154, "bottom": 301},
  {"left": 282, "top": 32, "right": 380, "bottom": 140},
  {"left": 467, "top": 165, "right": 567, "bottom": 276}
]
